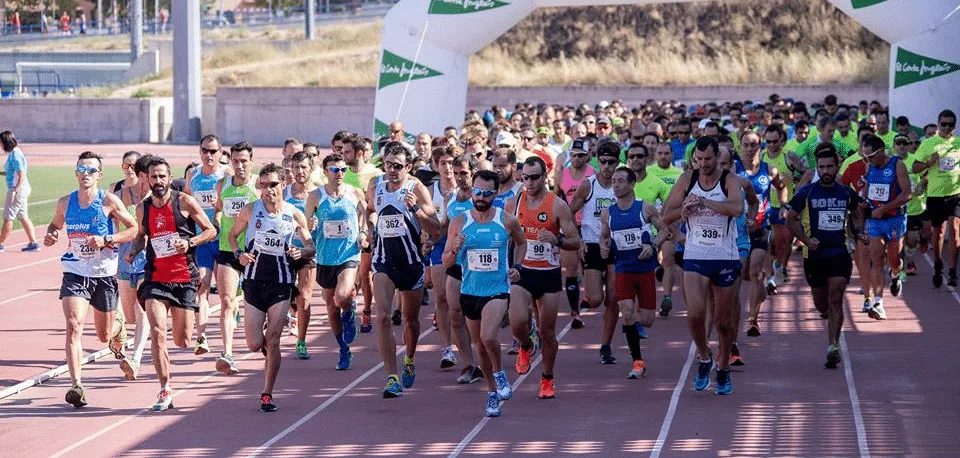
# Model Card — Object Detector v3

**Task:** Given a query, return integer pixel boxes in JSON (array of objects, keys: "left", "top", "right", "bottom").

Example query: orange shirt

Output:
[{"left": 516, "top": 191, "right": 560, "bottom": 270}]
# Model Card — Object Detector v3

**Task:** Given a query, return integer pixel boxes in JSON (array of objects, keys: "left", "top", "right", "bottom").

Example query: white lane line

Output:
[
  {"left": 839, "top": 334, "right": 871, "bottom": 458},
  {"left": 448, "top": 321, "right": 574, "bottom": 458},
  {"left": 246, "top": 327, "right": 436, "bottom": 457},
  {"left": 649, "top": 342, "right": 696, "bottom": 458},
  {"left": 0, "top": 255, "right": 59, "bottom": 273},
  {"left": 0, "top": 289, "right": 46, "bottom": 306}
]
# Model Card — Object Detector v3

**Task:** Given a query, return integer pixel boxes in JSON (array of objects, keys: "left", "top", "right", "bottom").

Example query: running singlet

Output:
[
  {"left": 684, "top": 171, "right": 739, "bottom": 261},
  {"left": 633, "top": 173, "right": 671, "bottom": 211},
  {"left": 789, "top": 182, "right": 861, "bottom": 260},
  {"left": 458, "top": 208, "right": 510, "bottom": 297},
  {"left": 580, "top": 176, "right": 616, "bottom": 243},
  {"left": 608, "top": 199, "right": 656, "bottom": 273},
  {"left": 903, "top": 153, "right": 927, "bottom": 216},
  {"left": 284, "top": 185, "right": 309, "bottom": 248},
  {"left": 372, "top": 179, "right": 423, "bottom": 266},
  {"left": 647, "top": 165, "right": 683, "bottom": 188},
  {"left": 913, "top": 135, "right": 960, "bottom": 197},
  {"left": 143, "top": 191, "right": 197, "bottom": 283},
  {"left": 561, "top": 166, "right": 594, "bottom": 224},
  {"left": 735, "top": 159, "right": 772, "bottom": 228},
  {"left": 219, "top": 180, "right": 258, "bottom": 252},
  {"left": 61, "top": 189, "right": 118, "bottom": 278},
  {"left": 117, "top": 185, "right": 146, "bottom": 275},
  {"left": 865, "top": 156, "right": 904, "bottom": 218},
  {"left": 314, "top": 186, "right": 361, "bottom": 267},
  {"left": 515, "top": 191, "right": 560, "bottom": 270},
  {"left": 493, "top": 182, "right": 522, "bottom": 209},
  {"left": 763, "top": 151, "right": 793, "bottom": 208},
  {"left": 189, "top": 165, "right": 227, "bottom": 223},
  {"left": 243, "top": 200, "right": 297, "bottom": 283}
]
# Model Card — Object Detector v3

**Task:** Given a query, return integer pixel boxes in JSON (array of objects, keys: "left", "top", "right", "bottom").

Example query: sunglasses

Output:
[
  {"left": 570, "top": 153, "right": 588, "bottom": 159},
  {"left": 122, "top": 163, "right": 136, "bottom": 170},
  {"left": 327, "top": 166, "right": 348, "bottom": 174},
  {"left": 521, "top": 173, "right": 543, "bottom": 181},
  {"left": 862, "top": 147, "right": 884, "bottom": 158},
  {"left": 333, "top": 145, "right": 343, "bottom": 151},
  {"left": 390, "top": 130, "right": 403, "bottom": 134},
  {"left": 895, "top": 140, "right": 910, "bottom": 146},
  {"left": 585, "top": 120, "right": 596, "bottom": 124},
  {"left": 76, "top": 165, "right": 100, "bottom": 175},
  {"left": 260, "top": 180, "right": 283, "bottom": 188},
  {"left": 766, "top": 139, "right": 781, "bottom": 144},
  {"left": 599, "top": 158, "right": 620, "bottom": 166},
  {"left": 523, "top": 137, "right": 536, "bottom": 141},
  {"left": 201, "top": 147, "right": 220, "bottom": 155},
  {"left": 384, "top": 162, "right": 407, "bottom": 172},
  {"left": 632, "top": 136, "right": 643, "bottom": 141},
  {"left": 472, "top": 187, "right": 496, "bottom": 198},
  {"left": 678, "top": 130, "right": 691, "bottom": 135}
]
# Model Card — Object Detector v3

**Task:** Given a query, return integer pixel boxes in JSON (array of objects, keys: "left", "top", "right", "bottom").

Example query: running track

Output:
[{"left": 1, "top": 145, "right": 958, "bottom": 457}]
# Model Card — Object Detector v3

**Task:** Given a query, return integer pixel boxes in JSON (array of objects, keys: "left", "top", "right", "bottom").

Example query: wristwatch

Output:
[
  {"left": 235, "top": 249, "right": 244, "bottom": 260},
  {"left": 409, "top": 203, "right": 421, "bottom": 213},
  {"left": 104, "top": 234, "right": 114, "bottom": 246},
  {"left": 556, "top": 234, "right": 565, "bottom": 247},
  {"left": 187, "top": 238, "right": 195, "bottom": 249}
]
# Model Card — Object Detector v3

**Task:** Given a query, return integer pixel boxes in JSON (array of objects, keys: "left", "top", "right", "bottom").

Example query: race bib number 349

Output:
[{"left": 818, "top": 210, "right": 845, "bottom": 231}]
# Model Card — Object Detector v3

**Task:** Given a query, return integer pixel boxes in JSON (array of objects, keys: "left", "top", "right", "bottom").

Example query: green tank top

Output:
[
  {"left": 762, "top": 150, "right": 792, "bottom": 208},
  {"left": 219, "top": 180, "right": 259, "bottom": 251}
]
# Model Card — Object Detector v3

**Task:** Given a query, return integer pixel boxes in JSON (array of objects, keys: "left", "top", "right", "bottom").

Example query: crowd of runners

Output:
[{"left": 10, "top": 92, "right": 959, "bottom": 417}]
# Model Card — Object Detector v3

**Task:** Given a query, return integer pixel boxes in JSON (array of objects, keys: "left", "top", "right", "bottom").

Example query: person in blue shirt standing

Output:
[{"left": 0, "top": 130, "right": 40, "bottom": 252}]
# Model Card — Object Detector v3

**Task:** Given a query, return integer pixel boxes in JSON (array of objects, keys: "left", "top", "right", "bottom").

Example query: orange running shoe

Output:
[
  {"left": 628, "top": 360, "right": 647, "bottom": 379},
  {"left": 538, "top": 376, "right": 555, "bottom": 399},
  {"left": 515, "top": 344, "right": 532, "bottom": 375}
]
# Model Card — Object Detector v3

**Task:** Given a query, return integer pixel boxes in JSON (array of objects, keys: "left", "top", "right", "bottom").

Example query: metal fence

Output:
[{"left": 0, "top": 70, "right": 68, "bottom": 97}]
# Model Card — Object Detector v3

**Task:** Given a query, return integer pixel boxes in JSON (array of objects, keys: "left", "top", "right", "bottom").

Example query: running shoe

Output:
[
  {"left": 538, "top": 376, "right": 555, "bottom": 399},
  {"left": 341, "top": 303, "right": 359, "bottom": 344},
  {"left": 659, "top": 296, "right": 673, "bottom": 317},
  {"left": 215, "top": 353, "right": 240, "bottom": 375},
  {"left": 599, "top": 345, "right": 616, "bottom": 364},
  {"left": 515, "top": 342, "right": 533, "bottom": 375},
  {"left": 782, "top": 266, "right": 790, "bottom": 283},
  {"left": 0, "top": 244, "right": 5, "bottom": 252},
  {"left": 336, "top": 347, "right": 352, "bottom": 370},
  {"left": 655, "top": 265, "right": 664, "bottom": 283},
  {"left": 260, "top": 393, "right": 277, "bottom": 412},
  {"left": 627, "top": 360, "right": 647, "bottom": 379},
  {"left": 21, "top": 242, "right": 40, "bottom": 252},
  {"left": 507, "top": 338, "right": 520, "bottom": 355},
  {"left": 457, "top": 365, "right": 481, "bottom": 384},
  {"left": 235, "top": 308, "right": 242, "bottom": 325},
  {"left": 868, "top": 301, "right": 887, "bottom": 320},
  {"left": 746, "top": 321, "right": 761, "bottom": 337},
  {"left": 432, "top": 312, "right": 438, "bottom": 330},
  {"left": 153, "top": 389, "right": 174, "bottom": 411},
  {"left": 905, "top": 261, "right": 917, "bottom": 276},
  {"left": 194, "top": 334, "right": 209, "bottom": 356},
  {"left": 360, "top": 310, "right": 372, "bottom": 333},
  {"left": 65, "top": 385, "right": 87, "bottom": 408},
  {"left": 120, "top": 358, "right": 140, "bottom": 380},
  {"left": 109, "top": 310, "right": 127, "bottom": 360},
  {"left": 862, "top": 298, "right": 872, "bottom": 313},
  {"left": 579, "top": 299, "right": 591, "bottom": 310},
  {"left": 949, "top": 272, "right": 958, "bottom": 288},
  {"left": 421, "top": 289, "right": 430, "bottom": 307},
  {"left": 825, "top": 344, "right": 842, "bottom": 369},
  {"left": 693, "top": 356, "right": 713, "bottom": 391},
  {"left": 891, "top": 273, "right": 904, "bottom": 297},
  {"left": 933, "top": 259, "right": 944, "bottom": 288},
  {"left": 715, "top": 369, "right": 733, "bottom": 395},
  {"left": 485, "top": 392, "right": 501, "bottom": 417},
  {"left": 493, "top": 370, "right": 512, "bottom": 400},
  {"left": 730, "top": 343, "right": 745, "bottom": 366},
  {"left": 571, "top": 314, "right": 584, "bottom": 329},
  {"left": 287, "top": 311, "right": 298, "bottom": 337},
  {"left": 773, "top": 261, "right": 784, "bottom": 285},
  {"left": 391, "top": 309, "right": 402, "bottom": 326},
  {"left": 766, "top": 277, "right": 778, "bottom": 296},
  {"left": 636, "top": 323, "right": 648, "bottom": 339},
  {"left": 440, "top": 346, "right": 457, "bottom": 370},
  {"left": 383, "top": 374, "right": 403, "bottom": 398},
  {"left": 295, "top": 341, "right": 310, "bottom": 360},
  {"left": 401, "top": 354, "right": 416, "bottom": 388}
]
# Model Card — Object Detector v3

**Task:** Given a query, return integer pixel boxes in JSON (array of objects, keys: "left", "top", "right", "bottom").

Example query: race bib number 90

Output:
[
  {"left": 818, "top": 210, "right": 845, "bottom": 231},
  {"left": 255, "top": 232, "right": 285, "bottom": 256},
  {"left": 525, "top": 241, "right": 553, "bottom": 262},
  {"left": 867, "top": 183, "right": 890, "bottom": 202},
  {"left": 467, "top": 249, "right": 498, "bottom": 272}
]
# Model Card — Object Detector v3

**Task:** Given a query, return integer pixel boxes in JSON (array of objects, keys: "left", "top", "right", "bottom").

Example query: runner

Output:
[
  {"left": 0, "top": 130, "right": 39, "bottom": 252},
  {"left": 626, "top": 142, "right": 671, "bottom": 322},
  {"left": 228, "top": 163, "right": 315, "bottom": 411},
  {"left": 663, "top": 137, "right": 744, "bottom": 395},
  {"left": 213, "top": 142, "right": 259, "bottom": 374},
  {"left": 762, "top": 125, "right": 798, "bottom": 290},
  {"left": 185, "top": 134, "right": 233, "bottom": 356},
  {"left": 648, "top": 141, "right": 684, "bottom": 316},
  {"left": 129, "top": 156, "right": 217, "bottom": 411},
  {"left": 553, "top": 138, "right": 595, "bottom": 328},
  {"left": 284, "top": 151, "right": 319, "bottom": 358},
  {"left": 368, "top": 142, "right": 441, "bottom": 398},
  {"left": 786, "top": 147, "right": 866, "bottom": 368},
  {"left": 899, "top": 134, "right": 929, "bottom": 276},
  {"left": 113, "top": 152, "right": 151, "bottom": 380},
  {"left": 342, "top": 134, "right": 383, "bottom": 332},
  {"left": 443, "top": 169, "right": 526, "bottom": 417},
  {"left": 506, "top": 156, "right": 581, "bottom": 399},
  {"left": 599, "top": 167, "right": 670, "bottom": 379},
  {"left": 492, "top": 148, "right": 522, "bottom": 208},
  {"left": 568, "top": 142, "right": 618, "bottom": 361},
  {"left": 45, "top": 152, "right": 139, "bottom": 407},
  {"left": 861, "top": 134, "right": 912, "bottom": 319}
]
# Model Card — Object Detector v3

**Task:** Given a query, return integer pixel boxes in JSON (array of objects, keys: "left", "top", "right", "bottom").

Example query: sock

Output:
[
  {"left": 565, "top": 277, "right": 581, "bottom": 315},
  {"left": 623, "top": 324, "right": 643, "bottom": 361},
  {"left": 335, "top": 333, "right": 348, "bottom": 351},
  {"left": 404, "top": 354, "right": 415, "bottom": 365},
  {"left": 542, "top": 373, "right": 553, "bottom": 380}
]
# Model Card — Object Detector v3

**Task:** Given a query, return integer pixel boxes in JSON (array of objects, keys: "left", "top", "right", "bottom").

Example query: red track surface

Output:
[{"left": 1, "top": 146, "right": 958, "bottom": 457}]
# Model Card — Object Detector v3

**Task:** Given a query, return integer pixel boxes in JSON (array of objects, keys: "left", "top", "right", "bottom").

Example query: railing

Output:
[{"left": 0, "top": 70, "right": 68, "bottom": 97}]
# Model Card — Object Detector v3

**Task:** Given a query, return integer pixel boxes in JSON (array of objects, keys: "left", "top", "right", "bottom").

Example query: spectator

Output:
[{"left": 0, "top": 131, "right": 39, "bottom": 252}]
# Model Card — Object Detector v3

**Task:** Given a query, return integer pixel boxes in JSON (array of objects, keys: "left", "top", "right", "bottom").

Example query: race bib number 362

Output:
[{"left": 378, "top": 215, "right": 405, "bottom": 238}]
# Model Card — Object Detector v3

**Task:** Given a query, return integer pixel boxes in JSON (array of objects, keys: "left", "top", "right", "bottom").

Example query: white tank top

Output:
[
  {"left": 580, "top": 176, "right": 616, "bottom": 243},
  {"left": 432, "top": 181, "right": 453, "bottom": 222},
  {"left": 684, "top": 176, "right": 740, "bottom": 261}
]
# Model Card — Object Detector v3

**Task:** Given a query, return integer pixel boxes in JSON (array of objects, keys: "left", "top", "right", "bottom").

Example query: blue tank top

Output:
[
  {"left": 458, "top": 208, "right": 510, "bottom": 296},
  {"left": 190, "top": 165, "right": 227, "bottom": 232},
  {"left": 284, "top": 185, "right": 308, "bottom": 247},
  {"left": 865, "top": 156, "right": 903, "bottom": 218},
  {"left": 493, "top": 188, "right": 516, "bottom": 209},
  {"left": 313, "top": 186, "right": 361, "bottom": 266},
  {"left": 736, "top": 188, "right": 750, "bottom": 253},
  {"left": 608, "top": 199, "right": 657, "bottom": 273},
  {"left": 735, "top": 160, "right": 771, "bottom": 228},
  {"left": 62, "top": 189, "right": 119, "bottom": 278}
]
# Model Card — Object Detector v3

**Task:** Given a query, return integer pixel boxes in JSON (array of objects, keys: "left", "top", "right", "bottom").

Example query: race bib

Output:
[
  {"left": 818, "top": 210, "right": 845, "bottom": 231},
  {"left": 69, "top": 235, "right": 97, "bottom": 259},
  {"left": 939, "top": 156, "right": 957, "bottom": 172},
  {"left": 867, "top": 183, "right": 890, "bottom": 202},
  {"left": 466, "top": 249, "right": 498, "bottom": 272},
  {"left": 323, "top": 220, "right": 349, "bottom": 239},
  {"left": 222, "top": 197, "right": 248, "bottom": 217},
  {"left": 377, "top": 214, "right": 406, "bottom": 238},
  {"left": 613, "top": 228, "right": 645, "bottom": 250},
  {"left": 194, "top": 190, "right": 218, "bottom": 210},
  {"left": 688, "top": 222, "right": 724, "bottom": 248},
  {"left": 254, "top": 231, "right": 285, "bottom": 256},
  {"left": 524, "top": 241, "right": 554, "bottom": 262},
  {"left": 150, "top": 233, "right": 180, "bottom": 258}
]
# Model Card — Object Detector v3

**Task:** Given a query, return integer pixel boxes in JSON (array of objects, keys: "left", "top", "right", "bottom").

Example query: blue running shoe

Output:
[
  {"left": 0, "top": 244, "right": 5, "bottom": 252},
  {"left": 401, "top": 355, "right": 416, "bottom": 388},
  {"left": 336, "top": 347, "right": 352, "bottom": 370},
  {"left": 21, "top": 242, "right": 40, "bottom": 252},
  {"left": 636, "top": 323, "right": 648, "bottom": 339},
  {"left": 715, "top": 369, "right": 733, "bottom": 395},
  {"left": 382, "top": 374, "right": 402, "bottom": 398},
  {"left": 493, "top": 370, "right": 512, "bottom": 400},
  {"left": 485, "top": 392, "right": 501, "bottom": 417},
  {"left": 341, "top": 303, "right": 359, "bottom": 345},
  {"left": 693, "top": 355, "right": 713, "bottom": 391}
]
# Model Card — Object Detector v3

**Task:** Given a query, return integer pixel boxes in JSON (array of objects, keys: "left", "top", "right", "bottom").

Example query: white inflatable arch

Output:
[{"left": 373, "top": 0, "right": 960, "bottom": 138}]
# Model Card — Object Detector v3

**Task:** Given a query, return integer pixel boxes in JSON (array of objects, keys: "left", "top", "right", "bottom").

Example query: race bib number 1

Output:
[
  {"left": 150, "top": 233, "right": 180, "bottom": 258},
  {"left": 466, "top": 249, "right": 498, "bottom": 272},
  {"left": 867, "top": 183, "right": 890, "bottom": 202},
  {"left": 323, "top": 220, "right": 349, "bottom": 239},
  {"left": 818, "top": 210, "right": 845, "bottom": 231},
  {"left": 378, "top": 215, "right": 406, "bottom": 238}
]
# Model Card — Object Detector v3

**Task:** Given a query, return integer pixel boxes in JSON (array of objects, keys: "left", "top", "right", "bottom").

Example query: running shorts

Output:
[
  {"left": 215, "top": 250, "right": 244, "bottom": 272},
  {"left": 373, "top": 261, "right": 425, "bottom": 292},
  {"left": 865, "top": 216, "right": 907, "bottom": 241},
  {"left": 803, "top": 253, "right": 852, "bottom": 288},
  {"left": 194, "top": 240, "right": 218, "bottom": 270},
  {"left": 583, "top": 243, "right": 613, "bottom": 271},
  {"left": 59, "top": 272, "right": 118, "bottom": 313},
  {"left": 614, "top": 271, "right": 656, "bottom": 310},
  {"left": 514, "top": 267, "right": 562, "bottom": 299},
  {"left": 682, "top": 259, "right": 742, "bottom": 287},
  {"left": 242, "top": 280, "right": 293, "bottom": 313},
  {"left": 907, "top": 212, "right": 928, "bottom": 232},
  {"left": 139, "top": 281, "right": 198, "bottom": 311},
  {"left": 460, "top": 293, "right": 509, "bottom": 321},
  {"left": 925, "top": 194, "right": 960, "bottom": 227},
  {"left": 316, "top": 260, "right": 359, "bottom": 290}
]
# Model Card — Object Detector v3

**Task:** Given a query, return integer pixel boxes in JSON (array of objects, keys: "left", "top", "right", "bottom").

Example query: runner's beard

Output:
[
  {"left": 473, "top": 199, "right": 491, "bottom": 212},
  {"left": 152, "top": 183, "right": 169, "bottom": 198}
]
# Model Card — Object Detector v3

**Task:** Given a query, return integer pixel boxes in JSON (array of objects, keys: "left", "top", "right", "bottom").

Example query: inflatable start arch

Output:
[{"left": 372, "top": 0, "right": 960, "bottom": 137}]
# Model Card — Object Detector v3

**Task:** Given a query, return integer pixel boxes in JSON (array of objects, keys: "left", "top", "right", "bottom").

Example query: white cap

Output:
[{"left": 496, "top": 131, "right": 517, "bottom": 147}]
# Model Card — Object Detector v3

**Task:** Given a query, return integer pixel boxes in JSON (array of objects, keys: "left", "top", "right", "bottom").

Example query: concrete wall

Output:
[
  {"left": 0, "top": 97, "right": 171, "bottom": 143},
  {"left": 0, "top": 51, "right": 160, "bottom": 89}
]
